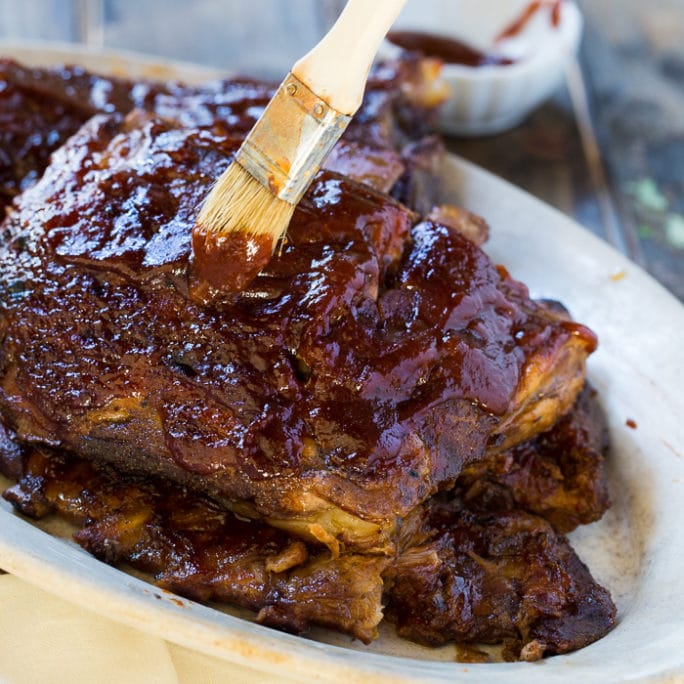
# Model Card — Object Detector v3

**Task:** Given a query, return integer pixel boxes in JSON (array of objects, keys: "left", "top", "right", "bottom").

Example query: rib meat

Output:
[
  {"left": 384, "top": 387, "right": 614, "bottom": 656},
  {"left": 2, "top": 446, "right": 386, "bottom": 643},
  {"left": 0, "top": 53, "right": 616, "bottom": 658}
]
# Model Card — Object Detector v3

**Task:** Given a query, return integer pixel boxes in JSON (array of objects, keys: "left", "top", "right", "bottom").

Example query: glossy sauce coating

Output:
[
  {"left": 0, "top": 56, "right": 431, "bottom": 218},
  {"left": 0, "top": 58, "right": 181, "bottom": 215},
  {"left": 0, "top": 97, "right": 596, "bottom": 542}
]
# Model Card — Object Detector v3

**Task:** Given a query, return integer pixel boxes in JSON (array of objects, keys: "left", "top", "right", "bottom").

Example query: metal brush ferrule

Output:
[{"left": 234, "top": 73, "right": 352, "bottom": 205}]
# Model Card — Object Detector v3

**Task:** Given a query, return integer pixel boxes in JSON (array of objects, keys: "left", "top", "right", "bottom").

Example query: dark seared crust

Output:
[
  {"left": 385, "top": 498, "right": 616, "bottom": 659},
  {"left": 459, "top": 385, "right": 611, "bottom": 533}
]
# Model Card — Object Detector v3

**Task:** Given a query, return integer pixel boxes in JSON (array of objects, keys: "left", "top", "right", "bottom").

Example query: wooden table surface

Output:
[
  {"left": 1, "top": 0, "right": 682, "bottom": 301},
  {"left": 452, "top": 0, "right": 684, "bottom": 302}
]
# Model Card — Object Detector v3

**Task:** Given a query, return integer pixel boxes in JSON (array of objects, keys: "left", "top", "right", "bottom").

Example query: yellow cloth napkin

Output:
[{"left": 0, "top": 574, "right": 295, "bottom": 683}]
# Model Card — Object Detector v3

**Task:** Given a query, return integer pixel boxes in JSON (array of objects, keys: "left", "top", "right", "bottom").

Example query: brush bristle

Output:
[{"left": 196, "top": 163, "right": 295, "bottom": 246}]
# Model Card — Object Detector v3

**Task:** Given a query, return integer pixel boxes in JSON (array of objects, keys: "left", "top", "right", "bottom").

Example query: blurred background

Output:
[{"left": 0, "top": 0, "right": 682, "bottom": 300}]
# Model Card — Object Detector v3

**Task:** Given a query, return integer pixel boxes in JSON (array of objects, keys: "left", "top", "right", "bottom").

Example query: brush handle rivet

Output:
[
  {"left": 287, "top": 82, "right": 298, "bottom": 96},
  {"left": 313, "top": 103, "right": 325, "bottom": 117}
]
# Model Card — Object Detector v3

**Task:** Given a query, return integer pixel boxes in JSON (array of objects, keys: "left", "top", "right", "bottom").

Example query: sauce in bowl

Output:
[
  {"left": 387, "top": 30, "right": 514, "bottom": 67},
  {"left": 388, "top": 1, "right": 566, "bottom": 68}
]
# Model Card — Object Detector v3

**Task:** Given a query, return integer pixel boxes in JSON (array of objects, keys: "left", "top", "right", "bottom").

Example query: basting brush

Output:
[{"left": 191, "top": 0, "right": 407, "bottom": 298}]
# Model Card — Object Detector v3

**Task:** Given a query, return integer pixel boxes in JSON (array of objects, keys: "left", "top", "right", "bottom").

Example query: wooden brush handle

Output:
[{"left": 292, "top": 0, "right": 407, "bottom": 116}]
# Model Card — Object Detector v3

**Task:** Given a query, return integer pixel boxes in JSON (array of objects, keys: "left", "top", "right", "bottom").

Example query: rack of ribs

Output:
[
  {"left": 0, "top": 57, "right": 614, "bottom": 659},
  {"left": 0, "top": 107, "right": 596, "bottom": 551}
]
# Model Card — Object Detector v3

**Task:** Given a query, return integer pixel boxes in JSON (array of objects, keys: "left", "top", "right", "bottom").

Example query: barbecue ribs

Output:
[
  {"left": 0, "top": 104, "right": 596, "bottom": 553},
  {"left": 459, "top": 384, "right": 610, "bottom": 533}
]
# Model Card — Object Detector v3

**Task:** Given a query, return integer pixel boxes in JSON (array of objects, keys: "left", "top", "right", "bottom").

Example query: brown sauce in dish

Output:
[
  {"left": 387, "top": 31, "right": 514, "bottom": 67},
  {"left": 388, "top": 1, "right": 565, "bottom": 67}
]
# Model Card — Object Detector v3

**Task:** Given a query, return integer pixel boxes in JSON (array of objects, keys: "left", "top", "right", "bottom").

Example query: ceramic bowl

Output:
[{"left": 385, "top": 0, "right": 583, "bottom": 136}]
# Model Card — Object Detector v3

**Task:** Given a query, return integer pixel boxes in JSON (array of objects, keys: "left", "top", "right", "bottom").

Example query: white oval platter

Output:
[{"left": 0, "top": 42, "right": 683, "bottom": 683}]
